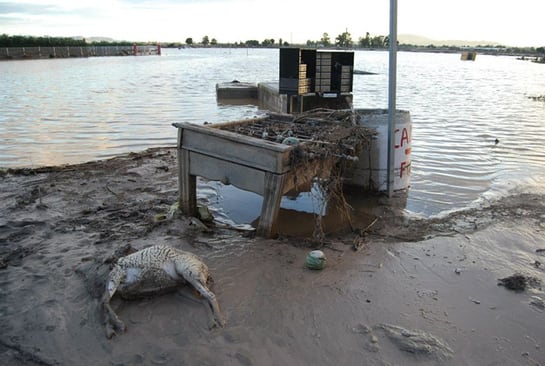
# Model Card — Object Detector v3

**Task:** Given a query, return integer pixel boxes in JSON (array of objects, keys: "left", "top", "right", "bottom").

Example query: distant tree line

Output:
[
  {"left": 180, "top": 31, "right": 390, "bottom": 49},
  {"left": 306, "top": 31, "right": 389, "bottom": 48},
  {"left": 405, "top": 43, "right": 545, "bottom": 56},
  {"left": 0, "top": 34, "right": 156, "bottom": 47},
  {"left": 180, "top": 36, "right": 289, "bottom": 48},
  {"left": 1, "top": 34, "right": 85, "bottom": 47},
  {"left": 2, "top": 33, "right": 543, "bottom": 56}
]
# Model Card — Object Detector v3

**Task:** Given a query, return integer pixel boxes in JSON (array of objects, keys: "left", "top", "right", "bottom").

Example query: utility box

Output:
[
  {"left": 315, "top": 51, "right": 354, "bottom": 93},
  {"left": 279, "top": 48, "right": 317, "bottom": 96},
  {"left": 279, "top": 48, "right": 354, "bottom": 113}
]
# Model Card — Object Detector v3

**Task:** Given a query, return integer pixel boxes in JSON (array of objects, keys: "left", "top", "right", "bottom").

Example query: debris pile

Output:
[
  {"left": 219, "top": 109, "right": 376, "bottom": 243},
  {"left": 218, "top": 109, "right": 376, "bottom": 167},
  {"left": 497, "top": 273, "right": 542, "bottom": 292},
  {"left": 375, "top": 323, "right": 454, "bottom": 360},
  {"left": 528, "top": 95, "right": 545, "bottom": 102}
]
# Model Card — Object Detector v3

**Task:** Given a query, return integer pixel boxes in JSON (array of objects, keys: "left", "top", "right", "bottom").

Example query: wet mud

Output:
[{"left": 1, "top": 147, "right": 544, "bottom": 365}]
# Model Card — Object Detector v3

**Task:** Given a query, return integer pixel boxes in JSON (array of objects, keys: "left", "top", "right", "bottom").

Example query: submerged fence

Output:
[{"left": 1, "top": 45, "right": 160, "bottom": 60}]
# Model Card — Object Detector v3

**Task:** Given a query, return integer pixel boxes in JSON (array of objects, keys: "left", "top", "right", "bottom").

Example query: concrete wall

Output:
[
  {"left": 344, "top": 109, "right": 412, "bottom": 192},
  {"left": 1, "top": 45, "right": 159, "bottom": 60},
  {"left": 258, "top": 82, "right": 288, "bottom": 114}
]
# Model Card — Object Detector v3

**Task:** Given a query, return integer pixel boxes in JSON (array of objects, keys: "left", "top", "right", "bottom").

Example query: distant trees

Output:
[
  {"left": 183, "top": 30, "right": 500, "bottom": 50},
  {"left": 359, "top": 32, "right": 371, "bottom": 48},
  {"left": 320, "top": 33, "right": 331, "bottom": 47},
  {"left": 0, "top": 34, "right": 90, "bottom": 47},
  {"left": 245, "top": 40, "right": 260, "bottom": 47},
  {"left": 0, "top": 34, "right": 171, "bottom": 47},
  {"left": 335, "top": 30, "right": 352, "bottom": 47},
  {"left": 2, "top": 32, "right": 542, "bottom": 53},
  {"left": 359, "top": 35, "right": 388, "bottom": 48},
  {"left": 0, "top": 32, "right": 386, "bottom": 49},
  {"left": 300, "top": 30, "right": 391, "bottom": 49}
]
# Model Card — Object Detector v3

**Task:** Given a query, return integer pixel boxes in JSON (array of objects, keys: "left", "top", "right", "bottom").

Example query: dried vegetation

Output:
[{"left": 219, "top": 109, "right": 376, "bottom": 243}]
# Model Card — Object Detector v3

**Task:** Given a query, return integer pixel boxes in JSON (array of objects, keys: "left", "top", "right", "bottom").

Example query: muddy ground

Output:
[{"left": 1, "top": 147, "right": 544, "bottom": 366}]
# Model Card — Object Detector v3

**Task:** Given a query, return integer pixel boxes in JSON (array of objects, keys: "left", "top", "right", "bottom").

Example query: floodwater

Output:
[{"left": 1, "top": 48, "right": 545, "bottom": 223}]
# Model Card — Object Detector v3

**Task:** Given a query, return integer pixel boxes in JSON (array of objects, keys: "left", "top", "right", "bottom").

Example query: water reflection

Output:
[{"left": 201, "top": 178, "right": 406, "bottom": 237}]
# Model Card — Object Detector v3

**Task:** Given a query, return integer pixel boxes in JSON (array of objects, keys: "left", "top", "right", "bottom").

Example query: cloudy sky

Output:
[{"left": 0, "top": 0, "right": 543, "bottom": 46}]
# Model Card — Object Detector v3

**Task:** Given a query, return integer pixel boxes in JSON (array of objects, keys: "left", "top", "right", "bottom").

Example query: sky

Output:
[{"left": 0, "top": 0, "right": 544, "bottom": 47}]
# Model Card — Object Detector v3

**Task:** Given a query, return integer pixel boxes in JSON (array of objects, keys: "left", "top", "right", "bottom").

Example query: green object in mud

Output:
[
  {"left": 197, "top": 205, "right": 214, "bottom": 223},
  {"left": 282, "top": 137, "right": 300, "bottom": 146},
  {"left": 167, "top": 202, "right": 181, "bottom": 219},
  {"left": 154, "top": 213, "right": 167, "bottom": 222},
  {"left": 306, "top": 250, "right": 326, "bottom": 270}
]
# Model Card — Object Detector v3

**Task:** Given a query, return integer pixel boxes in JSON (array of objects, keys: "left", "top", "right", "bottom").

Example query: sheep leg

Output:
[
  {"left": 102, "top": 299, "right": 126, "bottom": 338},
  {"left": 102, "top": 268, "right": 127, "bottom": 338},
  {"left": 185, "top": 277, "right": 225, "bottom": 328}
]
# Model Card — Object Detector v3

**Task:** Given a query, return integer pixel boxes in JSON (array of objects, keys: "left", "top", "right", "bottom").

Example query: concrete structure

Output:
[
  {"left": 461, "top": 51, "right": 477, "bottom": 61},
  {"left": 216, "top": 81, "right": 258, "bottom": 100},
  {"left": 257, "top": 83, "right": 288, "bottom": 113},
  {"left": 174, "top": 117, "right": 341, "bottom": 238},
  {"left": 216, "top": 47, "right": 355, "bottom": 114},
  {"left": 344, "top": 109, "right": 412, "bottom": 192},
  {"left": 0, "top": 45, "right": 160, "bottom": 60},
  {"left": 173, "top": 109, "right": 411, "bottom": 237}
]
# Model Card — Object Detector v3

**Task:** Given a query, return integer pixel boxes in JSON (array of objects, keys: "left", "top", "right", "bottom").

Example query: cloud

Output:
[
  {"left": 119, "top": 0, "right": 222, "bottom": 3},
  {"left": 0, "top": 0, "right": 542, "bottom": 46},
  {"left": 0, "top": 1, "right": 61, "bottom": 15}
]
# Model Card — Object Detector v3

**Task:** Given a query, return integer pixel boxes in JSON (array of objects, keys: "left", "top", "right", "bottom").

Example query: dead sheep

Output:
[{"left": 102, "top": 245, "right": 225, "bottom": 338}]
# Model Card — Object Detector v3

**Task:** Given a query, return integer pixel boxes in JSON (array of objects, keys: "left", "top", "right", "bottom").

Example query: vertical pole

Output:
[{"left": 387, "top": 0, "right": 398, "bottom": 198}]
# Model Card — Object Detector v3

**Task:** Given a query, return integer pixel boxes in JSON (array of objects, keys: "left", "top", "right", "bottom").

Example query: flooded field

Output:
[
  {"left": 1, "top": 48, "right": 545, "bottom": 221},
  {"left": 2, "top": 46, "right": 545, "bottom": 366}
]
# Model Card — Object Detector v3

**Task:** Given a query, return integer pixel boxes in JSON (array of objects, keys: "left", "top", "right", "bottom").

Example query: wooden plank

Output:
[
  {"left": 209, "top": 116, "right": 267, "bottom": 129},
  {"left": 189, "top": 151, "right": 265, "bottom": 195},
  {"left": 257, "top": 172, "right": 287, "bottom": 238},
  {"left": 178, "top": 148, "right": 197, "bottom": 216},
  {"left": 174, "top": 122, "right": 290, "bottom": 152},
  {"left": 173, "top": 121, "right": 347, "bottom": 237},
  {"left": 182, "top": 129, "right": 289, "bottom": 174}
]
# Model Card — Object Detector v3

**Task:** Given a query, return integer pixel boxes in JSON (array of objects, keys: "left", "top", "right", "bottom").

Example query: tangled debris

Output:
[
  {"left": 497, "top": 273, "right": 542, "bottom": 292},
  {"left": 375, "top": 323, "right": 453, "bottom": 360},
  {"left": 528, "top": 95, "right": 545, "bottom": 102},
  {"left": 219, "top": 109, "right": 375, "bottom": 166},
  {"left": 219, "top": 109, "right": 376, "bottom": 243}
]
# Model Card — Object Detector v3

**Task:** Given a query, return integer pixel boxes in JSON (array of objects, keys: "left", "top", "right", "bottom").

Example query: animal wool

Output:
[{"left": 102, "top": 245, "right": 225, "bottom": 338}]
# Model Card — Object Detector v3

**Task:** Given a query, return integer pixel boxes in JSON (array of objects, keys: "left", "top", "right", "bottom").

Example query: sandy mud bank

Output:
[{"left": 1, "top": 148, "right": 544, "bottom": 365}]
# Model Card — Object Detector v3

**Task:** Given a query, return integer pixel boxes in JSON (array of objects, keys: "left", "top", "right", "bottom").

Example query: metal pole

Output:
[{"left": 387, "top": 0, "right": 398, "bottom": 198}]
